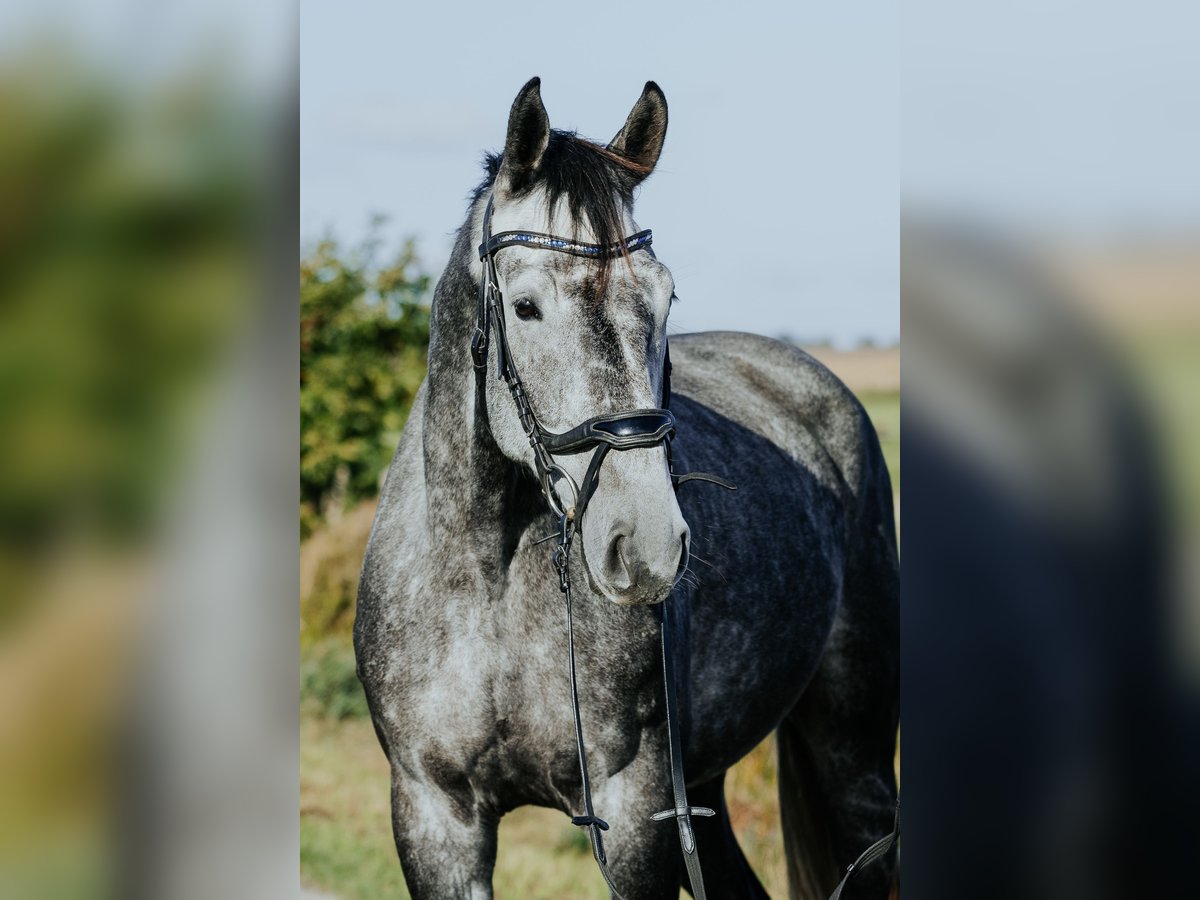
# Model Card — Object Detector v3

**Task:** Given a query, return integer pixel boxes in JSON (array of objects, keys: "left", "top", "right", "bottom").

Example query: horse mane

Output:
[{"left": 472, "top": 130, "right": 651, "bottom": 285}]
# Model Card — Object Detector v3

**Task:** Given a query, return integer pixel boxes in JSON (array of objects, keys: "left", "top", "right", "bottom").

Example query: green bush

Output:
[
  {"left": 300, "top": 228, "right": 430, "bottom": 537},
  {"left": 301, "top": 639, "right": 369, "bottom": 720}
]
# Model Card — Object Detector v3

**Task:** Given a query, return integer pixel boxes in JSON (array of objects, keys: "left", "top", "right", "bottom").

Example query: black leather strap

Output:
[
  {"left": 652, "top": 602, "right": 715, "bottom": 898},
  {"left": 674, "top": 472, "right": 737, "bottom": 491},
  {"left": 662, "top": 341, "right": 673, "bottom": 410},
  {"left": 471, "top": 197, "right": 497, "bottom": 373},
  {"left": 575, "top": 444, "right": 610, "bottom": 528},
  {"left": 827, "top": 800, "right": 900, "bottom": 900}
]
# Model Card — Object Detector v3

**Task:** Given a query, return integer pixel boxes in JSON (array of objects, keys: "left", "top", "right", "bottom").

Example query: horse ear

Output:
[
  {"left": 499, "top": 77, "right": 550, "bottom": 191},
  {"left": 608, "top": 81, "right": 668, "bottom": 177}
]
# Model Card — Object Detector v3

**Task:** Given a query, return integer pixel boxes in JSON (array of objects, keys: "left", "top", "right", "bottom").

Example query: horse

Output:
[{"left": 354, "top": 77, "right": 899, "bottom": 899}]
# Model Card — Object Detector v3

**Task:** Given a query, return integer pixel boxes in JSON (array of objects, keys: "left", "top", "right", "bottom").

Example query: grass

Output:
[
  {"left": 726, "top": 740, "right": 789, "bottom": 896},
  {"left": 301, "top": 640, "right": 370, "bottom": 720},
  {"left": 1130, "top": 333, "right": 1200, "bottom": 534},
  {"left": 301, "top": 716, "right": 409, "bottom": 899},
  {"left": 860, "top": 390, "right": 900, "bottom": 498}
]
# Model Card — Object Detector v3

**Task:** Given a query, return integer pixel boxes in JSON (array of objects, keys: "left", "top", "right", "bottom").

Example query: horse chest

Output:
[
  {"left": 371, "top": 524, "right": 666, "bottom": 811},
  {"left": 474, "top": 600, "right": 664, "bottom": 805}
]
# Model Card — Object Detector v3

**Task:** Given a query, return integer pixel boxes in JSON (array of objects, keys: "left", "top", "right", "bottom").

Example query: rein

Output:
[{"left": 473, "top": 194, "right": 728, "bottom": 898}]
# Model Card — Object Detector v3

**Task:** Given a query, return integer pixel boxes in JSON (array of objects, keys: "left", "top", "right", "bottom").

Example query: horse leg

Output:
[
  {"left": 778, "top": 556, "right": 900, "bottom": 899},
  {"left": 388, "top": 772, "right": 498, "bottom": 900},
  {"left": 680, "top": 772, "right": 770, "bottom": 899}
]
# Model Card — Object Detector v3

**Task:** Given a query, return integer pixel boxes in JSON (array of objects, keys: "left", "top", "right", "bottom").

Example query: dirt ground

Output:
[{"left": 802, "top": 344, "right": 900, "bottom": 394}]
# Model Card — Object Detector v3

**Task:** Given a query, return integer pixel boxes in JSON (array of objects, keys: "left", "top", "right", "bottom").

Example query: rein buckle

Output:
[{"left": 649, "top": 806, "right": 716, "bottom": 822}]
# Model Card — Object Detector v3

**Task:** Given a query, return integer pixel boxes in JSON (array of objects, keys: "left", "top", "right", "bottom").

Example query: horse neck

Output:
[{"left": 421, "top": 227, "right": 538, "bottom": 587}]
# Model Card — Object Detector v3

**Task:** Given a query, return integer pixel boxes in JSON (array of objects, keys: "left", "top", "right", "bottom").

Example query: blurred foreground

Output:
[
  {"left": 903, "top": 225, "right": 1200, "bottom": 899},
  {"left": 0, "top": 13, "right": 298, "bottom": 900}
]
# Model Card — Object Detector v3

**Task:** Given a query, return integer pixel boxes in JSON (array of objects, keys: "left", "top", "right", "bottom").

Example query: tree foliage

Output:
[{"left": 300, "top": 231, "right": 430, "bottom": 536}]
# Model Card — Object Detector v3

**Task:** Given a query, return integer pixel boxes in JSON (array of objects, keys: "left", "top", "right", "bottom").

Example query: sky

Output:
[
  {"left": 300, "top": 1, "right": 1198, "bottom": 345},
  {"left": 300, "top": 2, "right": 900, "bottom": 346}
]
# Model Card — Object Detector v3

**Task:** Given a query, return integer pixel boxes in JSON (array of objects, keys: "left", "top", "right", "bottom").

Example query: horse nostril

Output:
[
  {"left": 605, "top": 533, "right": 628, "bottom": 584},
  {"left": 593, "top": 520, "right": 685, "bottom": 603}
]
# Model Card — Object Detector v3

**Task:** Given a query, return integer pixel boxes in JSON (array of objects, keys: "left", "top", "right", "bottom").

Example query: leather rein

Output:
[{"left": 472, "top": 194, "right": 729, "bottom": 898}]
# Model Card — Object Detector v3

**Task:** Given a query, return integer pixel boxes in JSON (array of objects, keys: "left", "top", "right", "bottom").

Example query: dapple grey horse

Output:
[{"left": 355, "top": 78, "right": 899, "bottom": 899}]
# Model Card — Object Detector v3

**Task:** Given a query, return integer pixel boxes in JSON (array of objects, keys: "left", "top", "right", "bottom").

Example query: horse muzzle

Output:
[{"left": 577, "top": 457, "right": 689, "bottom": 606}]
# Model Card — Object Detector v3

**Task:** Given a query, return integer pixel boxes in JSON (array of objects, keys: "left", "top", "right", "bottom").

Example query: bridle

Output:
[
  {"left": 470, "top": 194, "right": 896, "bottom": 899},
  {"left": 471, "top": 196, "right": 684, "bottom": 529},
  {"left": 472, "top": 194, "right": 727, "bottom": 898}
]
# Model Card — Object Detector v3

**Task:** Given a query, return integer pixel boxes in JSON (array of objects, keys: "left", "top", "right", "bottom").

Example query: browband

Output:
[{"left": 480, "top": 229, "right": 653, "bottom": 261}]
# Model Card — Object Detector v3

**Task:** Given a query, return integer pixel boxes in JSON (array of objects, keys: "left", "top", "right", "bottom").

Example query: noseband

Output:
[{"left": 471, "top": 194, "right": 727, "bottom": 898}]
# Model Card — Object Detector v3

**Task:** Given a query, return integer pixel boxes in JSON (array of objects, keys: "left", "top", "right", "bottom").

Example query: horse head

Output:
[{"left": 475, "top": 78, "right": 687, "bottom": 606}]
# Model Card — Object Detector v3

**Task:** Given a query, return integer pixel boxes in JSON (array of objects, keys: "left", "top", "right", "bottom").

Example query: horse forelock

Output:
[{"left": 469, "top": 129, "right": 647, "bottom": 289}]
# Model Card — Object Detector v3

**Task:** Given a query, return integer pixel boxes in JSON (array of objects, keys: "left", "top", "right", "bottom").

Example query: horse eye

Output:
[{"left": 513, "top": 298, "right": 540, "bottom": 320}]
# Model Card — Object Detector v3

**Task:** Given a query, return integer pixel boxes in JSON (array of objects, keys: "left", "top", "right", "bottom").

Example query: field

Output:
[{"left": 300, "top": 347, "right": 900, "bottom": 899}]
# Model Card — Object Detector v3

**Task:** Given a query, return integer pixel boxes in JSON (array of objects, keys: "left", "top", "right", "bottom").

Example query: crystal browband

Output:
[{"left": 480, "top": 229, "right": 653, "bottom": 261}]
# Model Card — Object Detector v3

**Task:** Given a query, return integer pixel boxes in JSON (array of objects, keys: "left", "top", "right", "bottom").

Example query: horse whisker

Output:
[{"left": 686, "top": 551, "right": 728, "bottom": 583}]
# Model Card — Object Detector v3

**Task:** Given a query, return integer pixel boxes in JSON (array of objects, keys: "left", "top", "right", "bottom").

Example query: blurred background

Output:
[
  {"left": 0, "top": 0, "right": 298, "bottom": 898},
  {"left": 902, "top": 2, "right": 1200, "bottom": 898}
]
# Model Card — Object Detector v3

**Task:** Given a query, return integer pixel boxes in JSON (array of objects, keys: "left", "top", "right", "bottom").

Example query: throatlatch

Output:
[{"left": 474, "top": 195, "right": 735, "bottom": 898}]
